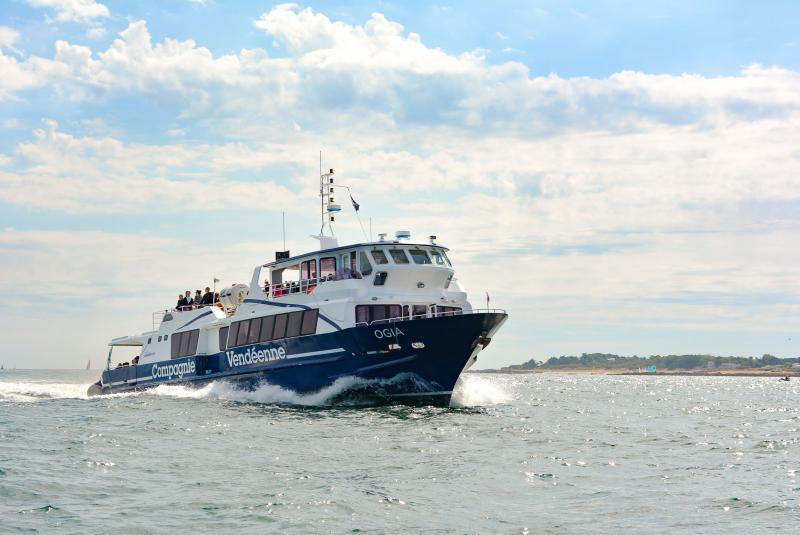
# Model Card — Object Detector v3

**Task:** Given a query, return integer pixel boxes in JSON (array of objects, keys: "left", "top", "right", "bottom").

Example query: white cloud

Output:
[
  {"left": 26, "top": 0, "right": 110, "bottom": 23},
  {"left": 85, "top": 26, "right": 106, "bottom": 39},
  {"left": 0, "top": 26, "right": 21, "bottom": 52},
  {"left": 1, "top": 6, "right": 799, "bottom": 134}
]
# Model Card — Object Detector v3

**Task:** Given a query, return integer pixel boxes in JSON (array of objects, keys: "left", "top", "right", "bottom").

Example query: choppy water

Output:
[{"left": 1, "top": 371, "right": 799, "bottom": 534}]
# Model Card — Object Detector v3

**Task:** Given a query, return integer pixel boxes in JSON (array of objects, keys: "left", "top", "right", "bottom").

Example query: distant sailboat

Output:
[{"left": 85, "top": 360, "right": 91, "bottom": 370}]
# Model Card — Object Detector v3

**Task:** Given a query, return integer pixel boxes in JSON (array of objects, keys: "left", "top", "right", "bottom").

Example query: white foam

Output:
[
  {"left": 0, "top": 381, "right": 91, "bottom": 402},
  {"left": 450, "top": 374, "right": 511, "bottom": 407},
  {"left": 149, "top": 376, "right": 368, "bottom": 406}
]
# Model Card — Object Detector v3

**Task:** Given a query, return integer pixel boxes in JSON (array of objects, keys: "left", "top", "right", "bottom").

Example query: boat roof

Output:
[{"left": 265, "top": 241, "right": 450, "bottom": 268}]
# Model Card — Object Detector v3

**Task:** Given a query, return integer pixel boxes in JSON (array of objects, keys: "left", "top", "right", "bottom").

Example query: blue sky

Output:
[{"left": 1, "top": 1, "right": 800, "bottom": 368}]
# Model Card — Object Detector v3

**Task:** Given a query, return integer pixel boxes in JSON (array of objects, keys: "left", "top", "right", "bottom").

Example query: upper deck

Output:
[{"left": 259, "top": 240, "right": 457, "bottom": 299}]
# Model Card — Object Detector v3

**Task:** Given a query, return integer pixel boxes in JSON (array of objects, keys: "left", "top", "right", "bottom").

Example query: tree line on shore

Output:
[{"left": 505, "top": 353, "right": 800, "bottom": 371}]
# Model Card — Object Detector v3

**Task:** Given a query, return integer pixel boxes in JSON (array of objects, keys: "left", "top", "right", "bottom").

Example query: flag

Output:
[{"left": 350, "top": 193, "right": 360, "bottom": 212}]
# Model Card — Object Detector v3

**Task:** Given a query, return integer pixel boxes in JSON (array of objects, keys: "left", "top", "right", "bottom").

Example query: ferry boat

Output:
[{"left": 87, "top": 168, "right": 507, "bottom": 404}]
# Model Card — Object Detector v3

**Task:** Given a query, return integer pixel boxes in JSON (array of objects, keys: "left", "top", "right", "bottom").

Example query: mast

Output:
[{"left": 319, "top": 153, "right": 338, "bottom": 237}]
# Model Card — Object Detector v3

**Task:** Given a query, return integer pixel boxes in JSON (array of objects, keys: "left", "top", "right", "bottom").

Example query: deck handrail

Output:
[
  {"left": 355, "top": 308, "right": 506, "bottom": 327},
  {"left": 265, "top": 273, "right": 364, "bottom": 298}
]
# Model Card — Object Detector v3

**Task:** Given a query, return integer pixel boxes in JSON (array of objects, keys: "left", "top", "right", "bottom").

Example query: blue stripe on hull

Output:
[{"left": 98, "top": 312, "right": 507, "bottom": 404}]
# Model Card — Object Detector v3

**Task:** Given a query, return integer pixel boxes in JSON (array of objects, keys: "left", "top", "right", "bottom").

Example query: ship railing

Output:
[
  {"left": 152, "top": 310, "right": 167, "bottom": 330},
  {"left": 355, "top": 308, "right": 506, "bottom": 327},
  {"left": 266, "top": 273, "right": 364, "bottom": 298}
]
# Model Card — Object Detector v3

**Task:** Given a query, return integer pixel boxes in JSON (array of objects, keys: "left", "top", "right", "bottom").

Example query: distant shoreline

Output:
[{"left": 470, "top": 368, "right": 799, "bottom": 377}]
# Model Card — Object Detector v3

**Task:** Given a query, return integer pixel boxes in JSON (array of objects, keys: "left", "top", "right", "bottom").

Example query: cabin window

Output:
[
  {"left": 371, "top": 250, "right": 389, "bottom": 265},
  {"left": 179, "top": 330, "right": 191, "bottom": 356},
  {"left": 236, "top": 320, "right": 250, "bottom": 346},
  {"left": 157, "top": 336, "right": 162, "bottom": 342},
  {"left": 301, "top": 259, "right": 317, "bottom": 280},
  {"left": 374, "top": 271, "right": 388, "bottom": 286},
  {"left": 410, "top": 250, "right": 431, "bottom": 265},
  {"left": 389, "top": 249, "right": 409, "bottom": 264},
  {"left": 272, "top": 313, "right": 288, "bottom": 339},
  {"left": 359, "top": 251, "right": 373, "bottom": 276},
  {"left": 355, "top": 304, "right": 403, "bottom": 324},
  {"left": 259, "top": 315, "right": 275, "bottom": 342},
  {"left": 285, "top": 311, "right": 304, "bottom": 338},
  {"left": 441, "top": 251, "right": 453, "bottom": 266},
  {"left": 219, "top": 326, "right": 229, "bottom": 351},
  {"left": 247, "top": 318, "right": 262, "bottom": 344},
  {"left": 429, "top": 250, "right": 446, "bottom": 266},
  {"left": 356, "top": 305, "right": 369, "bottom": 324},
  {"left": 228, "top": 322, "right": 240, "bottom": 347},
  {"left": 436, "top": 306, "right": 462, "bottom": 316},
  {"left": 350, "top": 252, "right": 357, "bottom": 273},
  {"left": 412, "top": 305, "right": 428, "bottom": 319},
  {"left": 301, "top": 309, "right": 318, "bottom": 335},
  {"left": 164, "top": 334, "right": 168, "bottom": 340},
  {"left": 188, "top": 330, "right": 200, "bottom": 354},
  {"left": 445, "top": 273, "right": 453, "bottom": 289},
  {"left": 171, "top": 329, "right": 200, "bottom": 358},
  {"left": 320, "top": 257, "right": 336, "bottom": 280},
  {"left": 402, "top": 305, "right": 409, "bottom": 319}
]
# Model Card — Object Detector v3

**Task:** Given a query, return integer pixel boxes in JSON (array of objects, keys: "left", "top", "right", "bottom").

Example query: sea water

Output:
[{"left": 1, "top": 370, "right": 799, "bottom": 533}]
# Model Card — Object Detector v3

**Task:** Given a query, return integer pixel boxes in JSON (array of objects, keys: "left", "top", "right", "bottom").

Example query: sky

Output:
[{"left": 1, "top": 0, "right": 799, "bottom": 369}]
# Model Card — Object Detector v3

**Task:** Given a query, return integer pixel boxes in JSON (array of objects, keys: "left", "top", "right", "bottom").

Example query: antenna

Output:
[{"left": 282, "top": 211, "right": 286, "bottom": 250}]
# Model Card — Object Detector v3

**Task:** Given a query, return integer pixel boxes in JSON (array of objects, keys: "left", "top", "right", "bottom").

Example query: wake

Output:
[{"left": 0, "top": 374, "right": 510, "bottom": 407}]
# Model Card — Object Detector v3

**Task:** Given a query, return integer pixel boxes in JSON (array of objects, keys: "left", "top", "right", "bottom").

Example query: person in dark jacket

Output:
[
  {"left": 201, "top": 287, "right": 214, "bottom": 305},
  {"left": 176, "top": 294, "right": 188, "bottom": 310}
]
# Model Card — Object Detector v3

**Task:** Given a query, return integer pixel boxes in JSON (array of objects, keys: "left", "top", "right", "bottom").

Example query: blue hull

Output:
[{"left": 92, "top": 312, "right": 507, "bottom": 405}]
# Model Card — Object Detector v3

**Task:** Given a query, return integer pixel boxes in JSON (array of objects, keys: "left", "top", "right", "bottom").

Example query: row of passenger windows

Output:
[
  {"left": 171, "top": 329, "right": 199, "bottom": 358},
  {"left": 220, "top": 309, "right": 319, "bottom": 350},
  {"left": 355, "top": 304, "right": 462, "bottom": 324}
]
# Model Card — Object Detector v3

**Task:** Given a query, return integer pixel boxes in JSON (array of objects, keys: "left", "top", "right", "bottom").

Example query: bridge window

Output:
[
  {"left": 389, "top": 249, "right": 409, "bottom": 264},
  {"left": 409, "top": 250, "right": 431, "bottom": 265},
  {"left": 301, "top": 309, "right": 318, "bottom": 335},
  {"left": 359, "top": 251, "right": 373, "bottom": 276},
  {"left": 171, "top": 329, "right": 200, "bottom": 358},
  {"left": 374, "top": 271, "right": 388, "bottom": 286},
  {"left": 429, "top": 250, "right": 446, "bottom": 266},
  {"left": 285, "top": 311, "right": 303, "bottom": 338},
  {"left": 371, "top": 250, "right": 389, "bottom": 265}
]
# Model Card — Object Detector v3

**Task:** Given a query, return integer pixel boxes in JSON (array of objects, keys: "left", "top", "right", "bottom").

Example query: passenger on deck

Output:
[
  {"left": 132, "top": 356, "right": 139, "bottom": 365},
  {"left": 194, "top": 290, "right": 203, "bottom": 307},
  {"left": 183, "top": 290, "right": 193, "bottom": 310},
  {"left": 201, "top": 287, "right": 213, "bottom": 305},
  {"left": 177, "top": 293, "right": 188, "bottom": 310}
]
